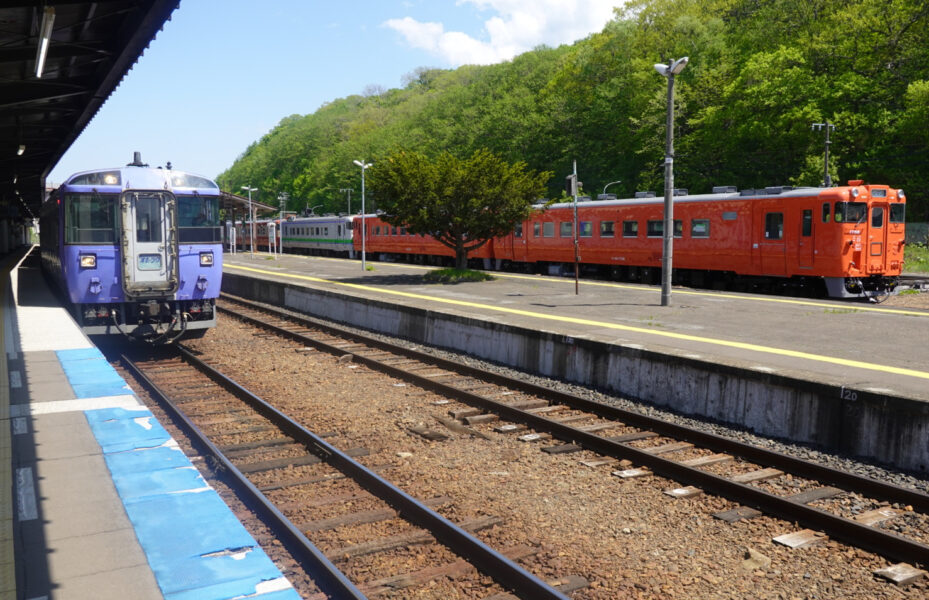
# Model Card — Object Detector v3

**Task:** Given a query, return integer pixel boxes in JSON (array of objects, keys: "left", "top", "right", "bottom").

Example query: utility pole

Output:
[
  {"left": 339, "top": 188, "right": 353, "bottom": 214},
  {"left": 565, "top": 163, "right": 580, "bottom": 295},
  {"left": 812, "top": 121, "right": 835, "bottom": 187}
]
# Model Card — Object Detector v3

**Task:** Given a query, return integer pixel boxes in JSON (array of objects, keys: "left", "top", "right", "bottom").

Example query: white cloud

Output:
[{"left": 384, "top": 0, "right": 620, "bottom": 66}]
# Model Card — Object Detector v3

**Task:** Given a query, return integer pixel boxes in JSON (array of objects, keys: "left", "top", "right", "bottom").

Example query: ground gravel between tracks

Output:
[{"left": 172, "top": 311, "right": 929, "bottom": 599}]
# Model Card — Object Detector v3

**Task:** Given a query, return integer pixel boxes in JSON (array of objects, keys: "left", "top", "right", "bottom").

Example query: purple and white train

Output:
[{"left": 40, "top": 153, "right": 221, "bottom": 342}]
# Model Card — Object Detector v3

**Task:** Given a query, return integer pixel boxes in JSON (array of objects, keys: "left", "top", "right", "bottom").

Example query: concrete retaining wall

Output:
[{"left": 224, "top": 273, "right": 929, "bottom": 473}]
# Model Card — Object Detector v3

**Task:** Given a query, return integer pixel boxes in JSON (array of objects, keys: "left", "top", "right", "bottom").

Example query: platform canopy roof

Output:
[
  {"left": 220, "top": 191, "right": 280, "bottom": 217},
  {"left": 0, "top": 1, "right": 179, "bottom": 219}
]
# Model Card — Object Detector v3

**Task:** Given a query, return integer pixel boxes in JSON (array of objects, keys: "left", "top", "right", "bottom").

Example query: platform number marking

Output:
[{"left": 840, "top": 387, "right": 858, "bottom": 402}]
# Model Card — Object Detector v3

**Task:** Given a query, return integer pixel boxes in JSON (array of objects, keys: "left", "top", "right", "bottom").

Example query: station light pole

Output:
[
  {"left": 602, "top": 180, "right": 622, "bottom": 196},
  {"left": 241, "top": 185, "right": 257, "bottom": 254},
  {"left": 654, "top": 56, "right": 688, "bottom": 307},
  {"left": 353, "top": 160, "right": 372, "bottom": 270},
  {"left": 277, "top": 191, "right": 288, "bottom": 257}
]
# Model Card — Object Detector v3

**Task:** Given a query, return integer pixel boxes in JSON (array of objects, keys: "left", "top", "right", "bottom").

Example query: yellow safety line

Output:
[
  {"left": 225, "top": 263, "right": 929, "bottom": 381},
  {"left": 273, "top": 255, "right": 929, "bottom": 318},
  {"left": 0, "top": 250, "right": 18, "bottom": 598}
]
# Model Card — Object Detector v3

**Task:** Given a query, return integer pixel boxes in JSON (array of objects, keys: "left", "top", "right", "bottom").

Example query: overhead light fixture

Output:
[
  {"left": 35, "top": 7, "right": 55, "bottom": 78},
  {"left": 17, "top": 145, "right": 25, "bottom": 156}
]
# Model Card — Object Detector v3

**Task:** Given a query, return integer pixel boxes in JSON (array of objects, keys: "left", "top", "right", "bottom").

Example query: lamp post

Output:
[
  {"left": 339, "top": 188, "right": 353, "bottom": 214},
  {"left": 653, "top": 56, "right": 688, "bottom": 307},
  {"left": 353, "top": 160, "right": 371, "bottom": 270},
  {"left": 241, "top": 185, "right": 257, "bottom": 254},
  {"left": 277, "top": 191, "right": 289, "bottom": 257},
  {"left": 602, "top": 180, "right": 622, "bottom": 196}
]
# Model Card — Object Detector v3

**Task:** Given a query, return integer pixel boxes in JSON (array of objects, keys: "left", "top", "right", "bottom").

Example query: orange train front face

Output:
[{"left": 816, "top": 183, "right": 906, "bottom": 279}]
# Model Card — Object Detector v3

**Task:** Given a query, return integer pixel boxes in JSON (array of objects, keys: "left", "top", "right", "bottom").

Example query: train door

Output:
[
  {"left": 120, "top": 190, "right": 178, "bottom": 296},
  {"left": 758, "top": 208, "right": 786, "bottom": 275},
  {"left": 507, "top": 221, "right": 528, "bottom": 264},
  {"left": 798, "top": 209, "right": 813, "bottom": 268},
  {"left": 867, "top": 203, "right": 888, "bottom": 274}
]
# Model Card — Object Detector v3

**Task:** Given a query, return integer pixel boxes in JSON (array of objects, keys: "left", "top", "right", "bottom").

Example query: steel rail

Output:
[
  {"left": 219, "top": 294, "right": 929, "bottom": 511},
  {"left": 219, "top": 295, "right": 929, "bottom": 567},
  {"left": 147, "top": 345, "right": 569, "bottom": 600},
  {"left": 121, "top": 354, "right": 368, "bottom": 600}
]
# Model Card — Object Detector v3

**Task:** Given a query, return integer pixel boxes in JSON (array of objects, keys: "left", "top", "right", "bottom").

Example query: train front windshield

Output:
[
  {"left": 833, "top": 201, "right": 868, "bottom": 224},
  {"left": 178, "top": 196, "right": 222, "bottom": 242},
  {"left": 65, "top": 193, "right": 118, "bottom": 244}
]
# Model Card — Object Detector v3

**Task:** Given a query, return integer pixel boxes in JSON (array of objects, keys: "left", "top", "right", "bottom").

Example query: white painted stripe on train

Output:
[
  {"left": 9, "top": 395, "right": 141, "bottom": 417},
  {"left": 16, "top": 467, "right": 38, "bottom": 521}
]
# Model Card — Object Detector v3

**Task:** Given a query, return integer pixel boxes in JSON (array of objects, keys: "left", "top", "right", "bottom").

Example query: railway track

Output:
[
  {"left": 217, "top": 292, "right": 929, "bottom": 580},
  {"left": 120, "top": 346, "right": 580, "bottom": 599}
]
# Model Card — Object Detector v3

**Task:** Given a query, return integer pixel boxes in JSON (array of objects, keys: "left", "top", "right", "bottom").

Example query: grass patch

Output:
[
  {"left": 365, "top": 264, "right": 375, "bottom": 271},
  {"left": 423, "top": 268, "right": 495, "bottom": 283},
  {"left": 905, "top": 243, "right": 929, "bottom": 273}
]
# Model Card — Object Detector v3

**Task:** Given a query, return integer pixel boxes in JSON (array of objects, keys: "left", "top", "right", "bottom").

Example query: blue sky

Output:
[{"left": 49, "top": 0, "right": 619, "bottom": 184}]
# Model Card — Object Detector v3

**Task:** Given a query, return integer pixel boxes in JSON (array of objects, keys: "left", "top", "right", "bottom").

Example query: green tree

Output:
[{"left": 371, "top": 149, "right": 551, "bottom": 269}]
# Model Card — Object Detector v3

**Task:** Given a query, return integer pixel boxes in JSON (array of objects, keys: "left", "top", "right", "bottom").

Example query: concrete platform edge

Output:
[{"left": 224, "top": 271, "right": 929, "bottom": 473}]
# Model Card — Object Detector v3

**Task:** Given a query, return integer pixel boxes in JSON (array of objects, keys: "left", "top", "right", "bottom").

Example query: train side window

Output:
[
  {"left": 543, "top": 222, "right": 554, "bottom": 238},
  {"left": 821, "top": 203, "right": 830, "bottom": 223},
  {"left": 579, "top": 222, "right": 593, "bottom": 237},
  {"left": 890, "top": 204, "right": 905, "bottom": 224},
  {"left": 514, "top": 223, "right": 523, "bottom": 238},
  {"left": 764, "top": 212, "right": 784, "bottom": 240},
  {"left": 871, "top": 206, "right": 884, "bottom": 228},
  {"left": 802, "top": 210, "right": 812, "bottom": 236},
  {"left": 560, "top": 222, "right": 573, "bottom": 237},
  {"left": 601, "top": 221, "right": 615, "bottom": 238},
  {"left": 722, "top": 212, "right": 737, "bottom": 221},
  {"left": 533, "top": 222, "right": 540, "bottom": 237},
  {"left": 647, "top": 220, "right": 682, "bottom": 237},
  {"left": 691, "top": 219, "right": 710, "bottom": 238},
  {"left": 621, "top": 220, "right": 636, "bottom": 237}
]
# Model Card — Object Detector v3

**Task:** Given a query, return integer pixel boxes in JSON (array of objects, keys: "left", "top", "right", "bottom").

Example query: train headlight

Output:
[
  {"left": 199, "top": 251, "right": 213, "bottom": 266},
  {"left": 79, "top": 254, "right": 96, "bottom": 268}
]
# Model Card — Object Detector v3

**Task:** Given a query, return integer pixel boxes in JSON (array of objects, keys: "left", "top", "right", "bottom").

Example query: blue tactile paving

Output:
[
  {"left": 56, "top": 347, "right": 133, "bottom": 397},
  {"left": 104, "top": 444, "right": 194, "bottom": 472},
  {"left": 82, "top": 404, "right": 301, "bottom": 599},
  {"left": 83, "top": 407, "right": 172, "bottom": 453}
]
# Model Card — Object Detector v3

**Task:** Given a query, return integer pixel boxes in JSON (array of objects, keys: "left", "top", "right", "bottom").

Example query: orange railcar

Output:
[{"left": 348, "top": 182, "right": 904, "bottom": 298}]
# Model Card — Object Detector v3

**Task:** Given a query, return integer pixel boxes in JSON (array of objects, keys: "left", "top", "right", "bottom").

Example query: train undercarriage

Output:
[{"left": 76, "top": 298, "right": 216, "bottom": 341}]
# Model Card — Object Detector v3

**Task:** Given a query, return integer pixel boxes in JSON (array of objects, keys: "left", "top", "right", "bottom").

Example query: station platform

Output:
[
  {"left": 2, "top": 247, "right": 300, "bottom": 600},
  {"left": 222, "top": 252, "right": 929, "bottom": 472}
]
